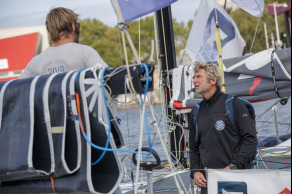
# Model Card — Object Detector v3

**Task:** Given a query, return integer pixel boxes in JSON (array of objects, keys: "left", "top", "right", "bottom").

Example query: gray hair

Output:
[{"left": 194, "top": 61, "right": 223, "bottom": 89}]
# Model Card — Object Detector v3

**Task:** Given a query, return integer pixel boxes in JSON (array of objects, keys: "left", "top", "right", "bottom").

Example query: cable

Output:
[
  {"left": 92, "top": 66, "right": 111, "bottom": 165},
  {"left": 141, "top": 63, "right": 150, "bottom": 95},
  {"left": 75, "top": 67, "right": 152, "bottom": 165},
  {"left": 250, "top": 17, "right": 261, "bottom": 54}
]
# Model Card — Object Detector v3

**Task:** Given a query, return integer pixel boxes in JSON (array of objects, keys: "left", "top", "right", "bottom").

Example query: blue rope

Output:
[
  {"left": 274, "top": 165, "right": 291, "bottom": 170},
  {"left": 91, "top": 66, "right": 111, "bottom": 165},
  {"left": 77, "top": 65, "right": 152, "bottom": 165},
  {"left": 140, "top": 63, "right": 152, "bottom": 153},
  {"left": 74, "top": 68, "right": 86, "bottom": 81},
  {"left": 141, "top": 63, "right": 149, "bottom": 95},
  {"left": 140, "top": 96, "right": 152, "bottom": 154}
]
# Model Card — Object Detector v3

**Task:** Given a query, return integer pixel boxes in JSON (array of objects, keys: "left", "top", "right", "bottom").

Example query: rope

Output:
[
  {"left": 270, "top": 50, "right": 289, "bottom": 105},
  {"left": 74, "top": 67, "right": 153, "bottom": 163},
  {"left": 134, "top": 95, "right": 147, "bottom": 194},
  {"left": 160, "top": 9, "right": 173, "bottom": 101},
  {"left": 250, "top": 17, "right": 261, "bottom": 53},
  {"left": 112, "top": 0, "right": 141, "bottom": 95},
  {"left": 159, "top": 8, "right": 181, "bottom": 164},
  {"left": 148, "top": 100, "right": 188, "bottom": 194},
  {"left": 50, "top": 175, "right": 59, "bottom": 194},
  {"left": 256, "top": 99, "right": 281, "bottom": 120},
  {"left": 253, "top": 0, "right": 277, "bottom": 47},
  {"left": 154, "top": 12, "right": 169, "bottom": 156},
  {"left": 214, "top": 4, "right": 226, "bottom": 93},
  {"left": 121, "top": 30, "right": 138, "bottom": 94}
]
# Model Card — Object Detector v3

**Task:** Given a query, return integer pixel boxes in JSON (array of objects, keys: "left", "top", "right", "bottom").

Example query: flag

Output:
[
  {"left": 111, "top": 0, "right": 178, "bottom": 23},
  {"left": 231, "top": 0, "right": 265, "bottom": 17},
  {"left": 185, "top": 0, "right": 246, "bottom": 63}
]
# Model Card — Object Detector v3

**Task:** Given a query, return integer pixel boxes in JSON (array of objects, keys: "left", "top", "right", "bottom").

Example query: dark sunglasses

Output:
[{"left": 75, "top": 21, "right": 80, "bottom": 28}]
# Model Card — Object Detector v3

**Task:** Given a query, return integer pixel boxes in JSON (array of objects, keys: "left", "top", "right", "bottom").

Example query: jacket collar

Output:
[{"left": 204, "top": 89, "right": 222, "bottom": 105}]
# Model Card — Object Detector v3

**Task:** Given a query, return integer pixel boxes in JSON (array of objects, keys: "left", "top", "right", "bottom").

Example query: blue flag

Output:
[{"left": 112, "top": 0, "right": 178, "bottom": 23}]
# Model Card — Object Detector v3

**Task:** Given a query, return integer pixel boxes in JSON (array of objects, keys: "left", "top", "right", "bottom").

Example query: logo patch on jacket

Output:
[{"left": 215, "top": 120, "right": 225, "bottom": 131}]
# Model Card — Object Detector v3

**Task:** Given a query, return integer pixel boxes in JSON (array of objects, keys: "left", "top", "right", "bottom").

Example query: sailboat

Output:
[{"left": 0, "top": 0, "right": 291, "bottom": 193}]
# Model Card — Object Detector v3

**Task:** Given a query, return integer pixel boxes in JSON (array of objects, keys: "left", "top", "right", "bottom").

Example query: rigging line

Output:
[
  {"left": 260, "top": 150, "right": 272, "bottom": 169},
  {"left": 166, "top": 116, "right": 187, "bottom": 163},
  {"left": 270, "top": 51, "right": 288, "bottom": 103},
  {"left": 160, "top": 8, "right": 181, "bottom": 159},
  {"left": 273, "top": 2, "right": 282, "bottom": 49},
  {"left": 119, "top": 27, "right": 124, "bottom": 66},
  {"left": 250, "top": 17, "right": 261, "bottom": 54},
  {"left": 145, "top": 110, "right": 186, "bottom": 170},
  {"left": 160, "top": 9, "right": 173, "bottom": 101},
  {"left": 178, "top": 50, "right": 186, "bottom": 66},
  {"left": 223, "top": 0, "right": 227, "bottom": 10},
  {"left": 214, "top": 0, "right": 226, "bottom": 93},
  {"left": 75, "top": 68, "right": 152, "bottom": 165},
  {"left": 166, "top": 69, "right": 173, "bottom": 91},
  {"left": 134, "top": 95, "right": 147, "bottom": 194},
  {"left": 255, "top": 159, "right": 291, "bottom": 165},
  {"left": 145, "top": 95, "right": 158, "bottom": 161},
  {"left": 139, "top": 18, "right": 141, "bottom": 62},
  {"left": 255, "top": 99, "right": 281, "bottom": 120},
  {"left": 256, "top": 152, "right": 269, "bottom": 169},
  {"left": 112, "top": 0, "right": 140, "bottom": 63},
  {"left": 121, "top": 30, "right": 138, "bottom": 94},
  {"left": 154, "top": 13, "right": 169, "bottom": 151},
  {"left": 257, "top": 103, "right": 286, "bottom": 131},
  {"left": 253, "top": 0, "right": 277, "bottom": 45},
  {"left": 112, "top": 0, "right": 140, "bottom": 95},
  {"left": 124, "top": 77, "right": 133, "bottom": 171},
  {"left": 148, "top": 101, "right": 188, "bottom": 194},
  {"left": 274, "top": 165, "right": 291, "bottom": 170}
]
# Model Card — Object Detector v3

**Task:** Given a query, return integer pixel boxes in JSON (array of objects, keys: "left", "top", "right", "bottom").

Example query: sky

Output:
[{"left": 0, "top": 0, "right": 200, "bottom": 29}]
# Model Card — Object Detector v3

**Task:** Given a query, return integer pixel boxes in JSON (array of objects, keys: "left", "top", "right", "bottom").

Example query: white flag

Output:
[
  {"left": 231, "top": 0, "right": 265, "bottom": 17},
  {"left": 185, "top": 0, "right": 246, "bottom": 63}
]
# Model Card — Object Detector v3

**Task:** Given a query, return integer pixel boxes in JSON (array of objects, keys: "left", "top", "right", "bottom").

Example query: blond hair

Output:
[
  {"left": 194, "top": 61, "right": 223, "bottom": 89},
  {"left": 46, "top": 7, "right": 79, "bottom": 43}
]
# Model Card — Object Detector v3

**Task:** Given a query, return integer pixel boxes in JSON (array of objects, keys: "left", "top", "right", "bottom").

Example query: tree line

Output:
[{"left": 79, "top": 0, "right": 289, "bottom": 68}]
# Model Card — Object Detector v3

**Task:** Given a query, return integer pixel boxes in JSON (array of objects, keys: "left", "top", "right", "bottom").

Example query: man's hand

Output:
[{"left": 193, "top": 172, "right": 207, "bottom": 188}]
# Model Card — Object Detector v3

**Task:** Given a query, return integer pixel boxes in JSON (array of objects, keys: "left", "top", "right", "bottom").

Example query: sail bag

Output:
[{"left": 0, "top": 68, "right": 124, "bottom": 193}]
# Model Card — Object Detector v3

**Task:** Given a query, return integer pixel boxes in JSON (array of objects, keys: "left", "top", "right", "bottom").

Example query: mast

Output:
[
  {"left": 155, "top": 6, "right": 187, "bottom": 167},
  {"left": 284, "top": 10, "right": 291, "bottom": 47}
]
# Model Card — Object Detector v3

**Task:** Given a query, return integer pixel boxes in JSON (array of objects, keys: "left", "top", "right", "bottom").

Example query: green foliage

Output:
[
  {"left": 79, "top": 16, "right": 191, "bottom": 67},
  {"left": 79, "top": 1, "right": 290, "bottom": 67},
  {"left": 79, "top": 19, "right": 109, "bottom": 45},
  {"left": 230, "top": 0, "right": 290, "bottom": 54}
]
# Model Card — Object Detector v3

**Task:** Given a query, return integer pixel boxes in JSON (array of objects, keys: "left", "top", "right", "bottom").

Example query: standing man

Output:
[
  {"left": 189, "top": 62, "right": 257, "bottom": 193},
  {"left": 18, "top": 7, "right": 107, "bottom": 79}
]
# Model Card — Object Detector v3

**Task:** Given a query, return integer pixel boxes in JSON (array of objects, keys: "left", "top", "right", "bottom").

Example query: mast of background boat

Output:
[
  {"left": 273, "top": 2, "right": 283, "bottom": 49},
  {"left": 283, "top": 10, "right": 291, "bottom": 47},
  {"left": 155, "top": 6, "right": 187, "bottom": 167}
]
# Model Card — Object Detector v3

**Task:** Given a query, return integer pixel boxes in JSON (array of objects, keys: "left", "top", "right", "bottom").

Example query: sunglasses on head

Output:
[{"left": 75, "top": 21, "right": 80, "bottom": 28}]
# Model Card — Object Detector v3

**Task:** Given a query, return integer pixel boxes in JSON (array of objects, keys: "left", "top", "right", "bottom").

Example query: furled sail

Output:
[{"left": 170, "top": 48, "right": 291, "bottom": 112}]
